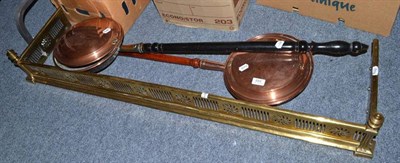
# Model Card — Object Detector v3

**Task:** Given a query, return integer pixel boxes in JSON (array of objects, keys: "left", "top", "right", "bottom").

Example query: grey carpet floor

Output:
[{"left": 1, "top": 0, "right": 399, "bottom": 162}]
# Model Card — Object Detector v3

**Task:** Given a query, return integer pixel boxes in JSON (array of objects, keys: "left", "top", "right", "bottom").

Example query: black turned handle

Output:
[
  {"left": 120, "top": 41, "right": 368, "bottom": 56},
  {"left": 308, "top": 41, "right": 368, "bottom": 56}
]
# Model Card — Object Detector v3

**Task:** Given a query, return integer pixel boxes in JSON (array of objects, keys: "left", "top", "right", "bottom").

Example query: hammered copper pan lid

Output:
[
  {"left": 53, "top": 18, "right": 123, "bottom": 72},
  {"left": 224, "top": 33, "right": 313, "bottom": 105}
]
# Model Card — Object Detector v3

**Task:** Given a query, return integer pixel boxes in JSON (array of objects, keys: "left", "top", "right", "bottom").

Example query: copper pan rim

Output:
[{"left": 54, "top": 45, "right": 121, "bottom": 72}]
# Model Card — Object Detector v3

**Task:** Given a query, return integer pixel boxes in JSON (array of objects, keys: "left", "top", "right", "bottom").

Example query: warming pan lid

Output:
[
  {"left": 53, "top": 18, "right": 123, "bottom": 70},
  {"left": 224, "top": 33, "right": 314, "bottom": 105}
]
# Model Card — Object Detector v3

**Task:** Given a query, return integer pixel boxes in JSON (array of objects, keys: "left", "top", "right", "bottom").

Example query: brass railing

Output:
[{"left": 7, "top": 9, "right": 384, "bottom": 158}]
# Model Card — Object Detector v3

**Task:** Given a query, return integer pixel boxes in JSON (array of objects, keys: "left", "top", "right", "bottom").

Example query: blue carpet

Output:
[{"left": 1, "top": 0, "right": 399, "bottom": 162}]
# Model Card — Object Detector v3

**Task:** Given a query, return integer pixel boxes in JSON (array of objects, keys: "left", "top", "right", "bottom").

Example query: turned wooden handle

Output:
[
  {"left": 120, "top": 41, "right": 368, "bottom": 56},
  {"left": 118, "top": 52, "right": 225, "bottom": 71}
]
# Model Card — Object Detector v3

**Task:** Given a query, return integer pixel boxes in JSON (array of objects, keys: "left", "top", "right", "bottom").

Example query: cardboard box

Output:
[
  {"left": 257, "top": 0, "right": 400, "bottom": 36},
  {"left": 153, "top": 0, "right": 249, "bottom": 31},
  {"left": 51, "top": 0, "right": 150, "bottom": 34}
]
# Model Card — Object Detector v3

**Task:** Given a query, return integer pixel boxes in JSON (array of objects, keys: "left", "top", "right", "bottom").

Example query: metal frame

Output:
[{"left": 7, "top": 9, "right": 384, "bottom": 158}]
